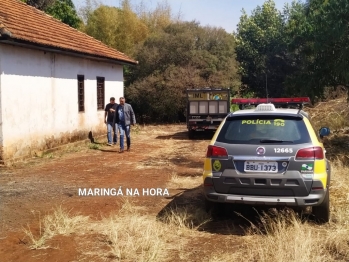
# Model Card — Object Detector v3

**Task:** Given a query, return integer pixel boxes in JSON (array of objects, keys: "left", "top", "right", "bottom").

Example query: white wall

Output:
[
  {"left": 0, "top": 43, "right": 124, "bottom": 161},
  {"left": 0, "top": 47, "right": 3, "bottom": 161}
]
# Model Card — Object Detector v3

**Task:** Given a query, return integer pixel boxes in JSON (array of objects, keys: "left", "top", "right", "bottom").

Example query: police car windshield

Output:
[{"left": 216, "top": 115, "right": 311, "bottom": 144}]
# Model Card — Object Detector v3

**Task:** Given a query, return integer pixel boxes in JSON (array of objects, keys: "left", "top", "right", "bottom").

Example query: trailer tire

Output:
[{"left": 188, "top": 130, "right": 195, "bottom": 139}]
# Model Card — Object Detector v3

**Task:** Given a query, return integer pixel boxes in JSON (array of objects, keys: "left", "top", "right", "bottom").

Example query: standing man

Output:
[
  {"left": 104, "top": 97, "right": 118, "bottom": 146},
  {"left": 111, "top": 97, "right": 136, "bottom": 153}
]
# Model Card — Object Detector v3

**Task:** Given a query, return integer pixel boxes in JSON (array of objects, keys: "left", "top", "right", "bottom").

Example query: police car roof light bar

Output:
[{"left": 231, "top": 97, "right": 310, "bottom": 105}]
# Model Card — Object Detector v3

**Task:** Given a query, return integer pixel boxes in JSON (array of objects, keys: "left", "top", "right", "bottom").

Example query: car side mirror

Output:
[{"left": 319, "top": 127, "right": 330, "bottom": 138}]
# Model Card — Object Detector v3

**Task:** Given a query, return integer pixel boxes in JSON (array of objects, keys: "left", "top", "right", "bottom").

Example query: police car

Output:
[{"left": 203, "top": 97, "right": 331, "bottom": 222}]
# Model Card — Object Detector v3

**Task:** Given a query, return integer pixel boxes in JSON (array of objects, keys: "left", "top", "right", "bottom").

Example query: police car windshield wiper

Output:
[{"left": 260, "top": 139, "right": 294, "bottom": 143}]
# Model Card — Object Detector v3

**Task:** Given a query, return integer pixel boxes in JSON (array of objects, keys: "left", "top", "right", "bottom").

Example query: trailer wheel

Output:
[{"left": 188, "top": 130, "right": 195, "bottom": 139}]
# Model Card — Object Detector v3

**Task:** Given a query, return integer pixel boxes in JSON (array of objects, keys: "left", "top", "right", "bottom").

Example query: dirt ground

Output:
[
  {"left": 1, "top": 124, "right": 254, "bottom": 262},
  {"left": 1, "top": 102, "right": 349, "bottom": 262}
]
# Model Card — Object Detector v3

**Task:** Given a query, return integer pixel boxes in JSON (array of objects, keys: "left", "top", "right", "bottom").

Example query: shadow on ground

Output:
[
  {"left": 157, "top": 186, "right": 315, "bottom": 236},
  {"left": 157, "top": 186, "right": 261, "bottom": 236},
  {"left": 139, "top": 155, "right": 205, "bottom": 169},
  {"left": 156, "top": 131, "right": 214, "bottom": 141},
  {"left": 98, "top": 149, "right": 119, "bottom": 153}
]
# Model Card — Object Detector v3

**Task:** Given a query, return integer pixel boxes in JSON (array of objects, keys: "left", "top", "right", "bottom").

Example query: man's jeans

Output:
[
  {"left": 118, "top": 122, "right": 130, "bottom": 150},
  {"left": 107, "top": 122, "right": 117, "bottom": 144}
]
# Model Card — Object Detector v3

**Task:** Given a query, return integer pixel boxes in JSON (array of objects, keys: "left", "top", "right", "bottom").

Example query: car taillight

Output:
[
  {"left": 206, "top": 145, "right": 228, "bottom": 158},
  {"left": 295, "top": 147, "right": 324, "bottom": 160}
]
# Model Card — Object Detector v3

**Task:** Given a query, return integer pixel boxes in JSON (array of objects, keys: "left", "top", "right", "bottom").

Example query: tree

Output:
[
  {"left": 22, "top": 0, "right": 81, "bottom": 29},
  {"left": 22, "top": 0, "right": 55, "bottom": 10},
  {"left": 135, "top": 0, "right": 177, "bottom": 34},
  {"left": 125, "top": 21, "right": 241, "bottom": 122},
  {"left": 308, "top": 0, "right": 349, "bottom": 90},
  {"left": 83, "top": 1, "right": 149, "bottom": 56},
  {"left": 284, "top": 0, "right": 349, "bottom": 100},
  {"left": 45, "top": 0, "right": 82, "bottom": 29},
  {"left": 235, "top": 0, "right": 289, "bottom": 98}
]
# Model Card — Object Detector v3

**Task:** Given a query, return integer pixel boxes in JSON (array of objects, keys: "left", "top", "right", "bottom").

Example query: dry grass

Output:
[
  {"left": 307, "top": 97, "right": 349, "bottom": 131},
  {"left": 166, "top": 172, "right": 202, "bottom": 189},
  {"left": 22, "top": 225, "right": 48, "bottom": 250},
  {"left": 243, "top": 210, "right": 327, "bottom": 262},
  {"left": 22, "top": 198, "right": 211, "bottom": 261},
  {"left": 101, "top": 211, "right": 168, "bottom": 261},
  {"left": 42, "top": 206, "right": 90, "bottom": 237},
  {"left": 23, "top": 207, "right": 90, "bottom": 249},
  {"left": 159, "top": 204, "right": 211, "bottom": 230},
  {"left": 98, "top": 199, "right": 212, "bottom": 261},
  {"left": 325, "top": 159, "right": 349, "bottom": 259}
]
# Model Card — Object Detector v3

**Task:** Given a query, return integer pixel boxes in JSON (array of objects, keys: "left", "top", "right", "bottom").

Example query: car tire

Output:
[{"left": 312, "top": 188, "right": 330, "bottom": 223}]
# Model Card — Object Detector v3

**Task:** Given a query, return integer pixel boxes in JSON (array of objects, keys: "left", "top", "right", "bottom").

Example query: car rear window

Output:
[{"left": 216, "top": 115, "right": 311, "bottom": 144}]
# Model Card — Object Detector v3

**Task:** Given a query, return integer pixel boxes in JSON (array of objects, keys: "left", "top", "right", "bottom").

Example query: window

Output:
[
  {"left": 77, "top": 75, "right": 84, "bottom": 112},
  {"left": 216, "top": 115, "right": 311, "bottom": 145},
  {"left": 97, "top": 77, "right": 105, "bottom": 110}
]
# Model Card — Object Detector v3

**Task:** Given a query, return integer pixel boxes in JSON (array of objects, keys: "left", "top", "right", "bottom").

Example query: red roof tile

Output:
[{"left": 0, "top": 0, "right": 138, "bottom": 65}]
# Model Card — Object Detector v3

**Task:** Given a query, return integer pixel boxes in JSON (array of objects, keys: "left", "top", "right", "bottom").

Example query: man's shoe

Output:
[
  {"left": 127, "top": 146, "right": 130, "bottom": 151},
  {"left": 119, "top": 149, "right": 124, "bottom": 153},
  {"left": 107, "top": 143, "right": 112, "bottom": 146}
]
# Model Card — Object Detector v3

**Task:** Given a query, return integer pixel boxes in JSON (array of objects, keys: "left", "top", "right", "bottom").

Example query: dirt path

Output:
[{"left": 1, "top": 124, "right": 250, "bottom": 261}]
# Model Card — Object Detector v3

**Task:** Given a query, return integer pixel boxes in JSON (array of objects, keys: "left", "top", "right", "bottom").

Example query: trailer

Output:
[{"left": 186, "top": 88, "right": 230, "bottom": 139}]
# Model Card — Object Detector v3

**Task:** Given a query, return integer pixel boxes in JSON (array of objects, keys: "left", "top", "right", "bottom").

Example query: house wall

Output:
[
  {"left": 0, "top": 48, "right": 3, "bottom": 162},
  {"left": 0, "top": 43, "right": 124, "bottom": 163}
]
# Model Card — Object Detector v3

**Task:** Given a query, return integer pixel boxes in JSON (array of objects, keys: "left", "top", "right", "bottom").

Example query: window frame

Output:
[
  {"left": 77, "top": 75, "right": 85, "bottom": 112},
  {"left": 96, "top": 76, "right": 105, "bottom": 111}
]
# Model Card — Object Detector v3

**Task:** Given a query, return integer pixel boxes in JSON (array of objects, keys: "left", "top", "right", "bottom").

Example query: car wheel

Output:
[{"left": 312, "top": 188, "right": 330, "bottom": 223}]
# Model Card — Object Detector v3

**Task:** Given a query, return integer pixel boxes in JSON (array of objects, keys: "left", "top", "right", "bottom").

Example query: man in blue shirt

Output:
[{"left": 111, "top": 97, "right": 136, "bottom": 153}]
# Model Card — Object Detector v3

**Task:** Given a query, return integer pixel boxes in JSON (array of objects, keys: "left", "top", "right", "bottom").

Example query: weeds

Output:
[
  {"left": 22, "top": 225, "right": 48, "bottom": 250},
  {"left": 22, "top": 207, "right": 90, "bottom": 250},
  {"left": 166, "top": 172, "right": 201, "bottom": 189},
  {"left": 42, "top": 206, "right": 90, "bottom": 237},
  {"left": 159, "top": 204, "right": 211, "bottom": 230},
  {"left": 22, "top": 211, "right": 48, "bottom": 249},
  {"left": 245, "top": 209, "right": 327, "bottom": 262},
  {"left": 89, "top": 143, "right": 102, "bottom": 150},
  {"left": 307, "top": 97, "right": 349, "bottom": 131},
  {"left": 22, "top": 199, "right": 211, "bottom": 260}
]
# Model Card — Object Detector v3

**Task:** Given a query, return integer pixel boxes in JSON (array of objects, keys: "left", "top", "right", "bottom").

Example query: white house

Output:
[{"left": 0, "top": 0, "right": 138, "bottom": 164}]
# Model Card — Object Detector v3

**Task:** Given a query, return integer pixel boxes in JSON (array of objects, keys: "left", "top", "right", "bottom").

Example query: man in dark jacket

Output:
[
  {"left": 104, "top": 97, "right": 118, "bottom": 146},
  {"left": 111, "top": 97, "right": 136, "bottom": 153}
]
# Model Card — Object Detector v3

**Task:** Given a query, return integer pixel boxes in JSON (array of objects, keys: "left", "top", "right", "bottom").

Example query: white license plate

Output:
[
  {"left": 196, "top": 129, "right": 204, "bottom": 131},
  {"left": 244, "top": 161, "right": 278, "bottom": 172}
]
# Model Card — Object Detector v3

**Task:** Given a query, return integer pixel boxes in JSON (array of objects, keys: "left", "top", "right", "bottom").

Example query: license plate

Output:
[
  {"left": 244, "top": 161, "right": 278, "bottom": 172},
  {"left": 196, "top": 129, "right": 204, "bottom": 131}
]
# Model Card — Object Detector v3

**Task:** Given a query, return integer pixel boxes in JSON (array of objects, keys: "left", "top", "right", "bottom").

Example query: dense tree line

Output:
[
  {"left": 126, "top": 22, "right": 240, "bottom": 122},
  {"left": 235, "top": 0, "right": 349, "bottom": 102},
  {"left": 23, "top": 0, "right": 349, "bottom": 121}
]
